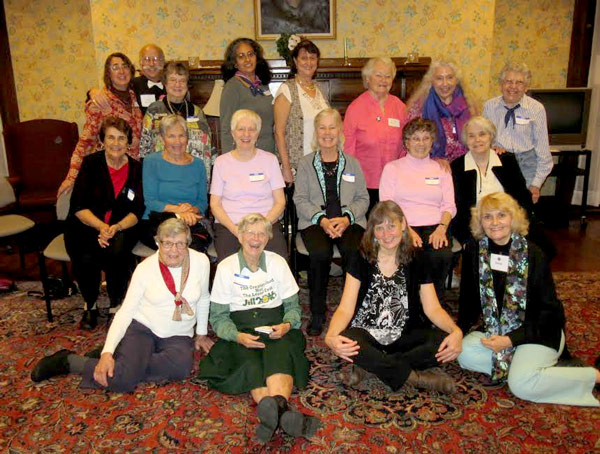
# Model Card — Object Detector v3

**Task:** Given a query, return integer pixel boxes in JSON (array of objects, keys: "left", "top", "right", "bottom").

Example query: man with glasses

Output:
[
  {"left": 90, "top": 44, "right": 166, "bottom": 115},
  {"left": 483, "top": 63, "right": 552, "bottom": 203}
]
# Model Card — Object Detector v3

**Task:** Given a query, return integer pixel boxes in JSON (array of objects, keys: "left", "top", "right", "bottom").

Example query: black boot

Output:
[
  {"left": 256, "top": 395, "right": 288, "bottom": 443},
  {"left": 84, "top": 345, "right": 103, "bottom": 359},
  {"left": 79, "top": 309, "right": 98, "bottom": 330},
  {"left": 31, "top": 349, "right": 73, "bottom": 382},
  {"left": 307, "top": 315, "right": 326, "bottom": 336},
  {"left": 280, "top": 408, "right": 322, "bottom": 439}
]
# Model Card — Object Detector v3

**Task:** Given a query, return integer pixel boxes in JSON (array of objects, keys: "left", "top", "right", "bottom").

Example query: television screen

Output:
[{"left": 527, "top": 88, "right": 591, "bottom": 146}]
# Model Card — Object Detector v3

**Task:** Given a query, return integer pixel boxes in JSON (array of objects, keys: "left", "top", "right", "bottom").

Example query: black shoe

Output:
[
  {"left": 31, "top": 349, "right": 73, "bottom": 382},
  {"left": 79, "top": 310, "right": 98, "bottom": 330},
  {"left": 280, "top": 410, "right": 321, "bottom": 439},
  {"left": 307, "top": 316, "right": 325, "bottom": 336},
  {"left": 256, "top": 396, "right": 280, "bottom": 443},
  {"left": 595, "top": 355, "right": 600, "bottom": 369},
  {"left": 556, "top": 356, "right": 588, "bottom": 367},
  {"left": 84, "top": 346, "right": 103, "bottom": 359}
]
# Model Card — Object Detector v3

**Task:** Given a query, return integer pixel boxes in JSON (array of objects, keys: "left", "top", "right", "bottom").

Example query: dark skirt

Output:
[{"left": 197, "top": 306, "right": 309, "bottom": 394}]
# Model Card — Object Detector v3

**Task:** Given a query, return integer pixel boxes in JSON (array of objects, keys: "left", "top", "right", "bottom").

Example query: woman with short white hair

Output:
[
  {"left": 343, "top": 57, "right": 407, "bottom": 213},
  {"left": 210, "top": 109, "right": 287, "bottom": 262}
]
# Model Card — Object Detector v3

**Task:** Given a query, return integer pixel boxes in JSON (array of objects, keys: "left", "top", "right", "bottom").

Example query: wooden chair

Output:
[
  {"left": 38, "top": 190, "right": 71, "bottom": 322},
  {"left": 3, "top": 119, "right": 78, "bottom": 219},
  {"left": 0, "top": 178, "right": 35, "bottom": 268}
]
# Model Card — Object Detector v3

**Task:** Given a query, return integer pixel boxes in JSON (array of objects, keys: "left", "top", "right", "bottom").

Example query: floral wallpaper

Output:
[
  {"left": 5, "top": 0, "right": 98, "bottom": 128},
  {"left": 490, "top": 0, "right": 574, "bottom": 91},
  {"left": 5, "top": 0, "right": 574, "bottom": 129}
]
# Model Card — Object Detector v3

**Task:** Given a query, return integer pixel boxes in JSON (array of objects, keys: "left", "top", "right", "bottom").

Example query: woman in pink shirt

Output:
[
  {"left": 344, "top": 57, "right": 407, "bottom": 213},
  {"left": 210, "top": 109, "right": 287, "bottom": 262},
  {"left": 380, "top": 118, "right": 456, "bottom": 301}
]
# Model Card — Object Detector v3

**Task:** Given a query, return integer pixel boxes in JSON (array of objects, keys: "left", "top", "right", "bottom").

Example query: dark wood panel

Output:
[
  {"left": 567, "top": 0, "right": 596, "bottom": 87},
  {"left": 188, "top": 57, "right": 430, "bottom": 152},
  {"left": 0, "top": 0, "right": 20, "bottom": 127}
]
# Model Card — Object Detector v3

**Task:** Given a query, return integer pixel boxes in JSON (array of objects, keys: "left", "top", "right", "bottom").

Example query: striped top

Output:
[{"left": 483, "top": 94, "right": 553, "bottom": 188}]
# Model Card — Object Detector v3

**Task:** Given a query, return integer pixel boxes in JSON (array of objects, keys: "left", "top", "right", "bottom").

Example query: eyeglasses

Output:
[
  {"left": 142, "top": 56, "right": 163, "bottom": 64},
  {"left": 243, "top": 229, "right": 267, "bottom": 239},
  {"left": 502, "top": 79, "right": 526, "bottom": 87},
  {"left": 110, "top": 64, "right": 130, "bottom": 72},
  {"left": 236, "top": 51, "right": 256, "bottom": 61},
  {"left": 408, "top": 135, "right": 433, "bottom": 143},
  {"left": 160, "top": 240, "right": 187, "bottom": 250},
  {"left": 166, "top": 77, "right": 188, "bottom": 86}
]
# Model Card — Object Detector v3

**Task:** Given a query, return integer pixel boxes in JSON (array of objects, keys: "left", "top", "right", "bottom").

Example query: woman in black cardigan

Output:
[
  {"left": 65, "top": 117, "right": 144, "bottom": 330},
  {"left": 450, "top": 116, "right": 554, "bottom": 258},
  {"left": 457, "top": 193, "right": 599, "bottom": 406}
]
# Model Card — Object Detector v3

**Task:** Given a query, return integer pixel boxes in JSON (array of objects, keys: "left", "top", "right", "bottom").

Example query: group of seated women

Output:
[{"left": 34, "top": 38, "right": 599, "bottom": 444}]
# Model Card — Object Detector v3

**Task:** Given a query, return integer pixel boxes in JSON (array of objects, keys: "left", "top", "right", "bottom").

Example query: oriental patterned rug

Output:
[{"left": 0, "top": 273, "right": 598, "bottom": 453}]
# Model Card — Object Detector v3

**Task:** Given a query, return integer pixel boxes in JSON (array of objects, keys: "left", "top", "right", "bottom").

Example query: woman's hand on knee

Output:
[
  {"left": 195, "top": 335, "right": 215, "bottom": 354},
  {"left": 481, "top": 335, "right": 512, "bottom": 353},
  {"left": 93, "top": 353, "right": 115, "bottom": 387},
  {"left": 269, "top": 322, "right": 291, "bottom": 339},
  {"left": 237, "top": 332, "right": 265, "bottom": 349},
  {"left": 325, "top": 334, "right": 360, "bottom": 362},
  {"left": 436, "top": 329, "right": 463, "bottom": 363}
]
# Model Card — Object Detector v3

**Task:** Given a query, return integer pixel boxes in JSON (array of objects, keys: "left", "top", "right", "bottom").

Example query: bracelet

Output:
[
  {"left": 116, "top": 223, "right": 123, "bottom": 232},
  {"left": 438, "top": 223, "right": 448, "bottom": 229}
]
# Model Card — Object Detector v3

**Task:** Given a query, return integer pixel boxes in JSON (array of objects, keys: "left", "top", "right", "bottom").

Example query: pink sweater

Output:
[{"left": 379, "top": 153, "right": 456, "bottom": 227}]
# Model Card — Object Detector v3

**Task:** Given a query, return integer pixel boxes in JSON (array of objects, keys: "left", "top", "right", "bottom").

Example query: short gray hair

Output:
[
  {"left": 159, "top": 114, "right": 188, "bottom": 138},
  {"left": 230, "top": 109, "right": 262, "bottom": 135},
  {"left": 311, "top": 108, "right": 345, "bottom": 152},
  {"left": 161, "top": 61, "right": 189, "bottom": 86},
  {"left": 499, "top": 62, "right": 532, "bottom": 85},
  {"left": 361, "top": 57, "right": 397, "bottom": 89},
  {"left": 155, "top": 218, "right": 192, "bottom": 245},
  {"left": 237, "top": 213, "right": 273, "bottom": 239},
  {"left": 462, "top": 116, "right": 497, "bottom": 146}
]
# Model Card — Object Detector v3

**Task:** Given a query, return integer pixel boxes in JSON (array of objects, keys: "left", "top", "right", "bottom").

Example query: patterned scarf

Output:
[
  {"left": 158, "top": 251, "right": 194, "bottom": 321},
  {"left": 478, "top": 233, "right": 528, "bottom": 381},
  {"left": 235, "top": 71, "right": 265, "bottom": 96},
  {"left": 423, "top": 85, "right": 470, "bottom": 158}
]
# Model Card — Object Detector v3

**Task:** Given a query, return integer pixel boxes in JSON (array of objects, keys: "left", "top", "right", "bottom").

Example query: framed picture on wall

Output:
[{"left": 254, "top": 0, "right": 336, "bottom": 40}]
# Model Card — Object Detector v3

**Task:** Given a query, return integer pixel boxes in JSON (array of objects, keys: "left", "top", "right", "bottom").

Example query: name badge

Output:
[
  {"left": 127, "top": 189, "right": 135, "bottom": 201},
  {"left": 140, "top": 94, "right": 156, "bottom": 107},
  {"left": 490, "top": 253, "right": 509, "bottom": 272},
  {"left": 515, "top": 116, "right": 530, "bottom": 125},
  {"left": 233, "top": 273, "right": 250, "bottom": 286},
  {"left": 342, "top": 173, "right": 355, "bottom": 183},
  {"left": 425, "top": 177, "right": 440, "bottom": 185},
  {"left": 187, "top": 116, "right": 199, "bottom": 122},
  {"left": 388, "top": 118, "right": 400, "bottom": 128},
  {"left": 249, "top": 173, "right": 265, "bottom": 182}
]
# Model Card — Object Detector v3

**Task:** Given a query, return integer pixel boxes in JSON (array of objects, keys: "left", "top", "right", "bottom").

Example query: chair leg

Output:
[{"left": 38, "top": 251, "right": 53, "bottom": 322}]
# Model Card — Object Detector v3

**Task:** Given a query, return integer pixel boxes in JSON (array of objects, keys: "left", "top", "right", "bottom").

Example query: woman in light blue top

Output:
[{"left": 141, "top": 114, "right": 210, "bottom": 252}]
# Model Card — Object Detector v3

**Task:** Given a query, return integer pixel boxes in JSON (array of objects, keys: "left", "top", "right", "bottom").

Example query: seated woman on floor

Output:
[
  {"left": 64, "top": 117, "right": 144, "bottom": 330},
  {"left": 458, "top": 193, "right": 600, "bottom": 406},
  {"left": 141, "top": 114, "right": 211, "bottom": 252},
  {"left": 325, "top": 201, "right": 462, "bottom": 393},
  {"left": 31, "top": 218, "right": 213, "bottom": 393},
  {"left": 197, "top": 214, "right": 320, "bottom": 443}
]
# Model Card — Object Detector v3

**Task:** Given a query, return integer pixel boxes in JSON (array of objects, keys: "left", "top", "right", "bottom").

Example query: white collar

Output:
[{"left": 464, "top": 150, "right": 502, "bottom": 172}]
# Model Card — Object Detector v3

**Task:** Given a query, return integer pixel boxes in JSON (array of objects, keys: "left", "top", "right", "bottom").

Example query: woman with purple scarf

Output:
[
  {"left": 404, "top": 60, "right": 478, "bottom": 161},
  {"left": 220, "top": 38, "right": 275, "bottom": 154}
]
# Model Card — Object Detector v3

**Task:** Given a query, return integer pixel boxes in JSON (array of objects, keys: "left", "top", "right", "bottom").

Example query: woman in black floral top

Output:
[
  {"left": 325, "top": 200, "right": 462, "bottom": 393},
  {"left": 458, "top": 192, "right": 600, "bottom": 406}
]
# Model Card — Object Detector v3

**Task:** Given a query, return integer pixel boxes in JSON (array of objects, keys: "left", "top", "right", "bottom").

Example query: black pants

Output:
[
  {"left": 301, "top": 223, "right": 364, "bottom": 317},
  {"left": 139, "top": 212, "right": 211, "bottom": 253},
  {"left": 65, "top": 223, "right": 137, "bottom": 309},
  {"left": 367, "top": 188, "right": 379, "bottom": 217},
  {"left": 342, "top": 326, "right": 446, "bottom": 390},
  {"left": 412, "top": 224, "right": 453, "bottom": 300},
  {"left": 214, "top": 222, "right": 288, "bottom": 263}
]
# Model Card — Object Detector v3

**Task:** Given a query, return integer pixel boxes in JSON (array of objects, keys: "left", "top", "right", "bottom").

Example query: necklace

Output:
[
  {"left": 296, "top": 77, "right": 315, "bottom": 90},
  {"left": 166, "top": 98, "right": 189, "bottom": 118}
]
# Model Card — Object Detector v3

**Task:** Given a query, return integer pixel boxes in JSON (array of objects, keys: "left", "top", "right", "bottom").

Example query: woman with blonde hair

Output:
[
  {"left": 404, "top": 59, "right": 478, "bottom": 161},
  {"left": 458, "top": 192, "right": 599, "bottom": 406}
]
